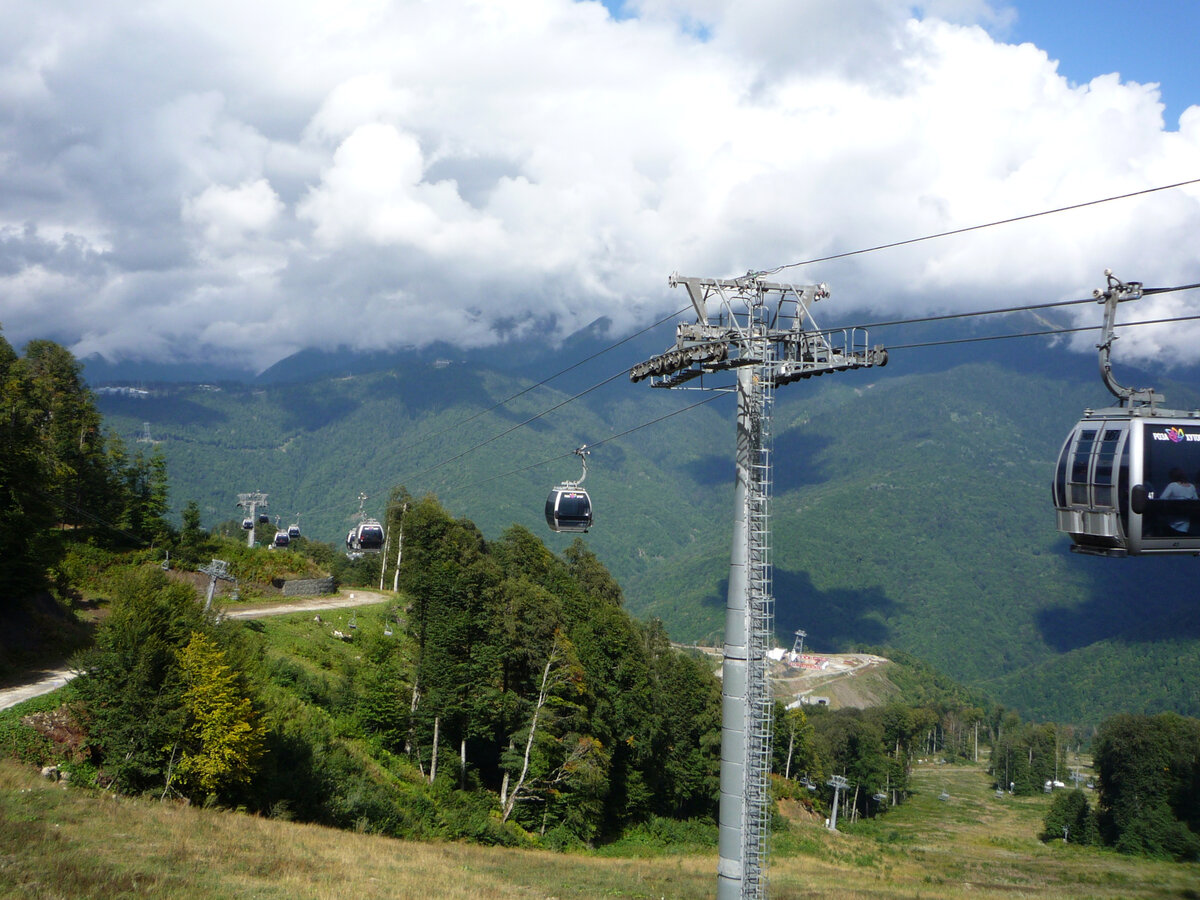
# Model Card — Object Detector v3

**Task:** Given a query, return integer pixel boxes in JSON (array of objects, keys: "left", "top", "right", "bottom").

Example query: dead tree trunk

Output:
[
  {"left": 429, "top": 716, "right": 440, "bottom": 784},
  {"left": 501, "top": 652, "right": 556, "bottom": 823}
]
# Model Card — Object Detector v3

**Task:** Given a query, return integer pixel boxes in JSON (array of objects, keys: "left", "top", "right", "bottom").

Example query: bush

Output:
[{"left": 1041, "top": 789, "right": 1099, "bottom": 845}]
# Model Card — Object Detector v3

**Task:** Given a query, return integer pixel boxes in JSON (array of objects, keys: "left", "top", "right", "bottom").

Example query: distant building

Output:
[{"left": 94, "top": 386, "right": 150, "bottom": 398}]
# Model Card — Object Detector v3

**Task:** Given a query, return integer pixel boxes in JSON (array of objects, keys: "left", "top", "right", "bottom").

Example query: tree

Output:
[
  {"left": 1093, "top": 713, "right": 1200, "bottom": 860},
  {"left": 501, "top": 630, "right": 587, "bottom": 824},
  {"left": 73, "top": 569, "right": 213, "bottom": 793},
  {"left": 120, "top": 447, "right": 172, "bottom": 546},
  {"left": 170, "top": 632, "right": 266, "bottom": 798},
  {"left": 16, "top": 340, "right": 108, "bottom": 526},
  {"left": 776, "top": 703, "right": 818, "bottom": 782},
  {"left": 991, "top": 721, "right": 1062, "bottom": 795},
  {"left": 177, "top": 500, "right": 210, "bottom": 566},
  {"left": 811, "top": 708, "right": 892, "bottom": 820},
  {"left": 0, "top": 329, "right": 53, "bottom": 591},
  {"left": 1041, "top": 789, "right": 1098, "bottom": 845}
]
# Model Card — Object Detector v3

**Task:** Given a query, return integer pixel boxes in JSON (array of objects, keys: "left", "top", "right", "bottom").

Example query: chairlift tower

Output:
[
  {"left": 633, "top": 274, "right": 886, "bottom": 899},
  {"left": 827, "top": 775, "right": 849, "bottom": 831},
  {"left": 197, "top": 558, "right": 236, "bottom": 612}
]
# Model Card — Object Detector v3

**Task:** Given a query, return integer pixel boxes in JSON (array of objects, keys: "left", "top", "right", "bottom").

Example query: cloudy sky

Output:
[{"left": 2, "top": 0, "right": 1198, "bottom": 372}]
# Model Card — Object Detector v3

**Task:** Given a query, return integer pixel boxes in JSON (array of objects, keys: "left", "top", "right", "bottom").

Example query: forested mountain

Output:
[{"left": 88, "top": 315, "right": 1200, "bottom": 727}]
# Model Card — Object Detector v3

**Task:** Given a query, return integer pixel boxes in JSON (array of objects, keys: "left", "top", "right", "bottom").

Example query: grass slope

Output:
[{"left": 3, "top": 755, "right": 1197, "bottom": 899}]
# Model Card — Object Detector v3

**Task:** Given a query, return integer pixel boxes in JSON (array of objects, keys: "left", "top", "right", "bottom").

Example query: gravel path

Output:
[{"left": 0, "top": 590, "right": 394, "bottom": 712}]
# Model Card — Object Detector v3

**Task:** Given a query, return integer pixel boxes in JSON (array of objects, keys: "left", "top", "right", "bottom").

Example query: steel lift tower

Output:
[
  {"left": 632, "top": 274, "right": 886, "bottom": 899},
  {"left": 236, "top": 492, "right": 269, "bottom": 549}
]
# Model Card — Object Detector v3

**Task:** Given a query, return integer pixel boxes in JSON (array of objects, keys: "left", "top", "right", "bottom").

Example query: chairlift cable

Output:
[{"left": 841, "top": 295, "right": 1097, "bottom": 331}]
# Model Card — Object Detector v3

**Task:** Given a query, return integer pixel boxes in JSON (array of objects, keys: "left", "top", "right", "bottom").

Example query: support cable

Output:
[
  {"left": 755, "top": 177, "right": 1200, "bottom": 276},
  {"left": 838, "top": 282, "right": 1200, "bottom": 333},
  {"left": 398, "top": 368, "right": 630, "bottom": 484},
  {"left": 456, "top": 391, "right": 725, "bottom": 491},
  {"left": 393, "top": 306, "right": 690, "bottom": 454},
  {"left": 884, "top": 311, "right": 1200, "bottom": 351},
  {"left": 399, "top": 287, "right": 1200, "bottom": 495}
]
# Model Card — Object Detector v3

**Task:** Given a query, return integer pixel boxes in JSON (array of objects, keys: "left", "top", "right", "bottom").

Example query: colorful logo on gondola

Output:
[{"left": 1151, "top": 427, "right": 1200, "bottom": 443}]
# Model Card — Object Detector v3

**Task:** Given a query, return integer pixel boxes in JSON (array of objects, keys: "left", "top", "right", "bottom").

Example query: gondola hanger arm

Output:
[{"left": 1094, "top": 270, "right": 1160, "bottom": 409}]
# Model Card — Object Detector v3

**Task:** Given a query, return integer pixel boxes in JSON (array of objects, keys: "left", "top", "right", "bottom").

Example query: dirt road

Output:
[
  {"left": 0, "top": 590, "right": 394, "bottom": 712},
  {"left": 221, "top": 590, "right": 391, "bottom": 619}
]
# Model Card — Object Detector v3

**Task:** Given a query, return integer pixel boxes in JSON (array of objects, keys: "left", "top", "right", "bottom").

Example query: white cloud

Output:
[
  {"left": 183, "top": 179, "right": 283, "bottom": 247},
  {"left": 0, "top": 0, "right": 1197, "bottom": 371}
]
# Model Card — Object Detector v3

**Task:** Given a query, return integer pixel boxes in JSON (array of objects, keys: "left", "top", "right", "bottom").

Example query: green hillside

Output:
[{"left": 93, "top": 349, "right": 1200, "bottom": 727}]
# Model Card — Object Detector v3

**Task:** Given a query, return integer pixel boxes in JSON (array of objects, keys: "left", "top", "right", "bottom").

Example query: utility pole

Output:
[
  {"left": 632, "top": 274, "right": 886, "bottom": 899},
  {"left": 236, "top": 492, "right": 268, "bottom": 549}
]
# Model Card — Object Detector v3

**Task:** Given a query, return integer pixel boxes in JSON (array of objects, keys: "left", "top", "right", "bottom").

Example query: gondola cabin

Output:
[
  {"left": 287, "top": 523, "right": 301, "bottom": 539},
  {"left": 349, "top": 519, "right": 385, "bottom": 552},
  {"left": 545, "top": 486, "right": 593, "bottom": 533},
  {"left": 1054, "top": 410, "right": 1200, "bottom": 555},
  {"left": 241, "top": 517, "right": 254, "bottom": 530},
  {"left": 272, "top": 530, "right": 291, "bottom": 549},
  {"left": 258, "top": 513, "right": 271, "bottom": 524},
  {"left": 1052, "top": 271, "right": 1200, "bottom": 557},
  {"left": 545, "top": 445, "right": 593, "bottom": 533}
]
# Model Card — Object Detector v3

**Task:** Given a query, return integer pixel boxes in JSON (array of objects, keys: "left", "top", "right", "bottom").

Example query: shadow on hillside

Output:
[
  {"left": 1036, "top": 551, "right": 1200, "bottom": 652},
  {"left": 684, "top": 431, "right": 835, "bottom": 491},
  {"left": 686, "top": 454, "right": 731, "bottom": 486},
  {"left": 279, "top": 384, "right": 362, "bottom": 432},
  {"left": 773, "top": 431, "right": 834, "bottom": 491},
  {"left": 702, "top": 569, "right": 895, "bottom": 648}
]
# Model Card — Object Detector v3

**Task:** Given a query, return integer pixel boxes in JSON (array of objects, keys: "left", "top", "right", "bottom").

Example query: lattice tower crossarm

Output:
[{"left": 631, "top": 274, "right": 887, "bottom": 900}]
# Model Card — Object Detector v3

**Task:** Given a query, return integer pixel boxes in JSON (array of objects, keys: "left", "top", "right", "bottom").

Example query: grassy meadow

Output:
[{"left": 2, "top": 748, "right": 1198, "bottom": 899}]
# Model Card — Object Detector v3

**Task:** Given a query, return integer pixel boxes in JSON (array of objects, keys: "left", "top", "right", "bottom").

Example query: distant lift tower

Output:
[
  {"left": 791, "top": 629, "right": 807, "bottom": 658},
  {"left": 236, "top": 492, "right": 269, "bottom": 548},
  {"left": 632, "top": 274, "right": 886, "bottom": 899}
]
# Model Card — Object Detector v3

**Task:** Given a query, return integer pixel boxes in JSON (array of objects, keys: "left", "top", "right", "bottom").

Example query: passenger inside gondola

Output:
[{"left": 1158, "top": 468, "right": 1198, "bottom": 535}]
